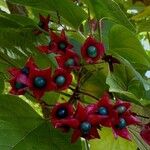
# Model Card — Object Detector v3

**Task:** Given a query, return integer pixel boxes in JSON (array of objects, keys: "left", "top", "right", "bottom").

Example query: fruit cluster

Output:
[
  {"left": 9, "top": 57, "right": 73, "bottom": 99},
  {"left": 50, "top": 93, "right": 141, "bottom": 143},
  {"left": 8, "top": 15, "right": 150, "bottom": 145},
  {"left": 8, "top": 25, "right": 104, "bottom": 99}
]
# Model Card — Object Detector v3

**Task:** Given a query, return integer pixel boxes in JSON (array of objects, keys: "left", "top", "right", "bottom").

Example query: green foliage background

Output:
[{"left": 0, "top": 0, "right": 150, "bottom": 149}]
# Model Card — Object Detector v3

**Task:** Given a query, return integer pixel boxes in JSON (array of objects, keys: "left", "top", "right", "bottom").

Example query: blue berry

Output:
[
  {"left": 15, "top": 82, "right": 25, "bottom": 89},
  {"left": 116, "top": 106, "right": 126, "bottom": 114},
  {"left": 65, "top": 58, "right": 75, "bottom": 67},
  {"left": 34, "top": 77, "right": 46, "bottom": 88},
  {"left": 59, "top": 42, "right": 67, "bottom": 50},
  {"left": 57, "top": 108, "right": 68, "bottom": 119},
  {"left": 55, "top": 76, "right": 66, "bottom": 86},
  {"left": 80, "top": 122, "right": 91, "bottom": 134},
  {"left": 117, "top": 118, "right": 126, "bottom": 129},
  {"left": 21, "top": 67, "right": 29, "bottom": 75},
  {"left": 87, "top": 46, "right": 97, "bottom": 58},
  {"left": 98, "top": 107, "right": 108, "bottom": 115}
]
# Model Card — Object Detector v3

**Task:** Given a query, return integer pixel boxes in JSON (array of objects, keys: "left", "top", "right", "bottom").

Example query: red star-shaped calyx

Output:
[
  {"left": 29, "top": 67, "right": 55, "bottom": 99},
  {"left": 56, "top": 50, "right": 80, "bottom": 72},
  {"left": 33, "top": 14, "right": 50, "bottom": 35},
  {"left": 81, "top": 36, "right": 105, "bottom": 63}
]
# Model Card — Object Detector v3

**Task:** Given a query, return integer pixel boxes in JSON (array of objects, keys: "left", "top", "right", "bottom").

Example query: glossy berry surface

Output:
[
  {"left": 116, "top": 106, "right": 126, "bottom": 114},
  {"left": 59, "top": 42, "right": 67, "bottom": 50},
  {"left": 34, "top": 77, "right": 46, "bottom": 88},
  {"left": 98, "top": 107, "right": 108, "bottom": 115},
  {"left": 117, "top": 118, "right": 126, "bottom": 129},
  {"left": 80, "top": 122, "right": 92, "bottom": 134},
  {"left": 55, "top": 76, "right": 66, "bottom": 86},
  {"left": 56, "top": 108, "right": 68, "bottom": 119},
  {"left": 21, "top": 67, "right": 29, "bottom": 75},
  {"left": 87, "top": 46, "right": 97, "bottom": 58},
  {"left": 65, "top": 58, "right": 75, "bottom": 67},
  {"left": 15, "top": 82, "right": 25, "bottom": 89}
]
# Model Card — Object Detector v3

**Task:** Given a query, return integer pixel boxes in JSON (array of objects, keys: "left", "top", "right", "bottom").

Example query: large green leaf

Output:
[
  {"left": 81, "top": 63, "right": 109, "bottom": 103},
  {"left": 8, "top": 0, "right": 87, "bottom": 29},
  {"left": 0, "top": 17, "right": 53, "bottom": 69},
  {"left": 0, "top": 13, "right": 37, "bottom": 27},
  {"left": 82, "top": 0, "right": 134, "bottom": 31},
  {"left": 113, "top": 54, "right": 149, "bottom": 91},
  {"left": 106, "top": 55, "right": 150, "bottom": 106},
  {"left": 0, "top": 95, "right": 82, "bottom": 150},
  {"left": 0, "top": 95, "right": 43, "bottom": 149},
  {"left": 12, "top": 122, "right": 82, "bottom": 150},
  {"left": 0, "top": 46, "right": 53, "bottom": 69},
  {"left": 0, "top": 27, "right": 37, "bottom": 48},
  {"left": 89, "top": 128, "right": 137, "bottom": 150},
  {"left": 101, "top": 19, "right": 116, "bottom": 51},
  {"left": 0, "top": 15, "right": 21, "bottom": 28},
  {"left": 109, "top": 24, "right": 150, "bottom": 68},
  {"left": 137, "top": 19, "right": 150, "bottom": 32}
]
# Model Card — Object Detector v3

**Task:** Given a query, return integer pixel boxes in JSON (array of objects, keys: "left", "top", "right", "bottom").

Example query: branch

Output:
[{"left": 78, "top": 90, "right": 99, "bottom": 101}]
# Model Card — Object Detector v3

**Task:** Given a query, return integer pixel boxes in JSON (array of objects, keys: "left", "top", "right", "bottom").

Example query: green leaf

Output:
[
  {"left": 43, "top": 92, "right": 60, "bottom": 105},
  {"left": 0, "top": 50, "right": 20, "bottom": 67},
  {"left": 106, "top": 55, "right": 150, "bottom": 106},
  {"left": 0, "top": 73, "right": 4, "bottom": 94},
  {"left": 114, "top": 54, "right": 150, "bottom": 91},
  {"left": 0, "top": 27, "right": 37, "bottom": 48},
  {"left": 109, "top": 24, "right": 150, "bottom": 68},
  {"left": 8, "top": 0, "right": 87, "bottom": 29},
  {"left": 131, "top": 6, "right": 150, "bottom": 21},
  {"left": 0, "top": 15, "right": 21, "bottom": 28},
  {"left": 101, "top": 19, "right": 116, "bottom": 51},
  {"left": 12, "top": 121, "right": 82, "bottom": 150},
  {"left": 69, "top": 37, "right": 82, "bottom": 56},
  {"left": 0, "top": 95, "right": 82, "bottom": 150},
  {"left": 106, "top": 70, "right": 142, "bottom": 105},
  {"left": 33, "top": 51, "right": 54, "bottom": 69},
  {"left": 47, "top": 53, "right": 58, "bottom": 69},
  {"left": 0, "top": 95, "right": 43, "bottom": 149},
  {"left": 68, "top": 31, "right": 85, "bottom": 55},
  {"left": 0, "top": 30, "right": 53, "bottom": 68},
  {"left": 0, "top": 0, "right": 7, "bottom": 7},
  {"left": 137, "top": 19, "right": 150, "bottom": 32},
  {"left": 90, "top": 128, "right": 137, "bottom": 150},
  {"left": 0, "top": 13, "right": 37, "bottom": 27},
  {"left": 0, "top": 58, "right": 11, "bottom": 74},
  {"left": 82, "top": 0, "right": 135, "bottom": 31},
  {"left": 0, "top": 13, "right": 38, "bottom": 50},
  {"left": 81, "top": 63, "right": 109, "bottom": 102}
]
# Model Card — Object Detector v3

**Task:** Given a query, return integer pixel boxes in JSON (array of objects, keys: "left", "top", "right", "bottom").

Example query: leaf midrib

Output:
[{"left": 10, "top": 121, "right": 44, "bottom": 150}]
